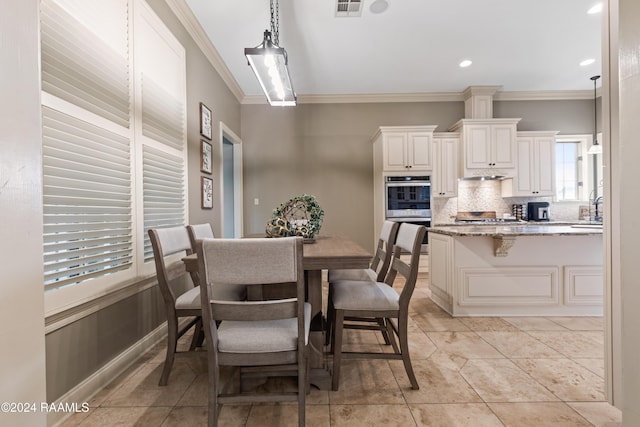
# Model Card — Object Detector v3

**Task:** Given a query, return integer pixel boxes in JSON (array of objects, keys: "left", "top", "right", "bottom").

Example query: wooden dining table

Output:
[{"left": 182, "top": 234, "right": 371, "bottom": 389}]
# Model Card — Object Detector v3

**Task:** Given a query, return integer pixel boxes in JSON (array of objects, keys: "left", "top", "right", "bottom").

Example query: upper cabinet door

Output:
[
  {"left": 433, "top": 137, "right": 459, "bottom": 197},
  {"left": 383, "top": 132, "right": 409, "bottom": 171},
  {"left": 492, "top": 125, "right": 516, "bottom": 168},
  {"left": 382, "top": 130, "right": 434, "bottom": 172},
  {"left": 506, "top": 133, "right": 557, "bottom": 197},
  {"left": 408, "top": 132, "right": 433, "bottom": 170},
  {"left": 465, "top": 125, "right": 491, "bottom": 169},
  {"left": 534, "top": 135, "right": 555, "bottom": 195}
]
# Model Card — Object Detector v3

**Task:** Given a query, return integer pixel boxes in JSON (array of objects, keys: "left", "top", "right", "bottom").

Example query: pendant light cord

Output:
[{"left": 592, "top": 75, "right": 600, "bottom": 145}]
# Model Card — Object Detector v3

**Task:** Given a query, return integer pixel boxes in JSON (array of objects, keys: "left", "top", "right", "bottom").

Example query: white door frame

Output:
[{"left": 219, "top": 122, "right": 243, "bottom": 237}]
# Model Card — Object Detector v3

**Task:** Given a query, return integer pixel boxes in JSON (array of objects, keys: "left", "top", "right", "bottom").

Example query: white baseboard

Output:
[{"left": 48, "top": 322, "right": 168, "bottom": 427}]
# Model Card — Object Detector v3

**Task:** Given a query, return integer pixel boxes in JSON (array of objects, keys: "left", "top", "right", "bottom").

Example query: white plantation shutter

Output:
[
  {"left": 41, "top": 0, "right": 187, "bottom": 305},
  {"left": 135, "top": 1, "right": 187, "bottom": 267},
  {"left": 141, "top": 74, "right": 185, "bottom": 150},
  {"left": 42, "top": 107, "right": 133, "bottom": 289},
  {"left": 142, "top": 146, "right": 186, "bottom": 262},
  {"left": 40, "top": 0, "right": 130, "bottom": 128}
]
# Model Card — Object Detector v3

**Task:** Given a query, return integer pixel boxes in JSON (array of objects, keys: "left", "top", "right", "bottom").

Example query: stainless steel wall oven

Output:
[{"left": 385, "top": 175, "right": 431, "bottom": 246}]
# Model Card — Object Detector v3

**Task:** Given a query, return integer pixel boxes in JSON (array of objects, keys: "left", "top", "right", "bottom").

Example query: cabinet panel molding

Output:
[
  {"left": 564, "top": 265, "right": 603, "bottom": 305},
  {"left": 458, "top": 266, "right": 560, "bottom": 306}
]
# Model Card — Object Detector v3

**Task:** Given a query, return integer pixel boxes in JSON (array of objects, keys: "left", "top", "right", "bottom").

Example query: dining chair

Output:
[
  {"left": 328, "top": 222, "right": 426, "bottom": 391},
  {"left": 149, "top": 226, "right": 204, "bottom": 386},
  {"left": 187, "top": 223, "right": 248, "bottom": 302},
  {"left": 326, "top": 220, "right": 400, "bottom": 345},
  {"left": 187, "top": 223, "right": 214, "bottom": 251},
  {"left": 328, "top": 220, "right": 400, "bottom": 283},
  {"left": 196, "top": 236, "right": 310, "bottom": 427}
]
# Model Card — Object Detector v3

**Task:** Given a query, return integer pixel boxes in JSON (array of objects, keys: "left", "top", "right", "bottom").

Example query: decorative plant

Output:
[{"left": 266, "top": 194, "right": 325, "bottom": 240}]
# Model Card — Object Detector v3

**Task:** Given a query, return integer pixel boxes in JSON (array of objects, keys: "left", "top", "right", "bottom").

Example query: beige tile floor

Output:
[{"left": 61, "top": 277, "right": 622, "bottom": 427}]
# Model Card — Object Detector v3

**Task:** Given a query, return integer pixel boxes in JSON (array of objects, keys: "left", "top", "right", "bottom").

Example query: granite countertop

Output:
[{"left": 429, "top": 224, "right": 603, "bottom": 237}]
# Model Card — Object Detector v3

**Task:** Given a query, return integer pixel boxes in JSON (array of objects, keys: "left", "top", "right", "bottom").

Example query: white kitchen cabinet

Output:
[
  {"left": 373, "top": 126, "right": 437, "bottom": 172},
  {"left": 432, "top": 134, "right": 459, "bottom": 197},
  {"left": 504, "top": 131, "right": 558, "bottom": 197},
  {"left": 372, "top": 126, "right": 437, "bottom": 252},
  {"left": 449, "top": 119, "right": 521, "bottom": 176},
  {"left": 428, "top": 233, "right": 454, "bottom": 313}
]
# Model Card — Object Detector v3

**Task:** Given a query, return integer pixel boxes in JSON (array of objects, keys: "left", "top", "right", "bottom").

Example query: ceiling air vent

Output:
[{"left": 336, "top": 0, "right": 362, "bottom": 17}]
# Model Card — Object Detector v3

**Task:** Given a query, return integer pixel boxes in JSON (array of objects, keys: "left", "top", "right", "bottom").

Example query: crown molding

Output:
[
  {"left": 462, "top": 85, "right": 502, "bottom": 99},
  {"left": 494, "top": 90, "right": 594, "bottom": 101},
  {"left": 242, "top": 89, "right": 596, "bottom": 105},
  {"left": 164, "top": 0, "right": 245, "bottom": 103},
  {"left": 242, "top": 92, "right": 465, "bottom": 105}
]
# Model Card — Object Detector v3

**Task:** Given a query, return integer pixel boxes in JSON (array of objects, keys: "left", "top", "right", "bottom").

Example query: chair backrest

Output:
[
  {"left": 187, "top": 223, "right": 214, "bottom": 253},
  {"left": 148, "top": 226, "right": 194, "bottom": 310},
  {"left": 369, "top": 220, "right": 400, "bottom": 281},
  {"left": 196, "top": 236, "right": 305, "bottom": 349},
  {"left": 384, "top": 223, "right": 426, "bottom": 309}
]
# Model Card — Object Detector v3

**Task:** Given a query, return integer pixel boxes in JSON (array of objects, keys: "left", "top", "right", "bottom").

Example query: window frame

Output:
[
  {"left": 42, "top": 0, "right": 187, "bottom": 317},
  {"left": 554, "top": 134, "right": 596, "bottom": 203}
]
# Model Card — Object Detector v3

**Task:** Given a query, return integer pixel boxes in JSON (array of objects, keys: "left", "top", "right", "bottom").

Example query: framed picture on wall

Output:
[
  {"left": 200, "top": 102, "right": 212, "bottom": 140},
  {"left": 201, "top": 176, "right": 213, "bottom": 209},
  {"left": 200, "top": 140, "right": 212, "bottom": 174}
]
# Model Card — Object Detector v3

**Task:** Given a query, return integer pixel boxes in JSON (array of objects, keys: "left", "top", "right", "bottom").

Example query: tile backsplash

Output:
[{"left": 432, "top": 180, "right": 584, "bottom": 224}]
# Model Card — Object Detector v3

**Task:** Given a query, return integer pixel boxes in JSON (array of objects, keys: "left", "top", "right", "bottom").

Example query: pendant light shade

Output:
[
  {"left": 587, "top": 75, "right": 601, "bottom": 155},
  {"left": 244, "top": 1, "right": 296, "bottom": 106}
]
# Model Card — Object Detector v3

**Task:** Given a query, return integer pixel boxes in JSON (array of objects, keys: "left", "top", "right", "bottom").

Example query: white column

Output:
[{"left": 0, "top": 0, "right": 47, "bottom": 425}]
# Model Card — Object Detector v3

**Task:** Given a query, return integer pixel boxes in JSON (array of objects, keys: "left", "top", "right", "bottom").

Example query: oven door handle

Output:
[{"left": 386, "top": 182, "right": 431, "bottom": 187}]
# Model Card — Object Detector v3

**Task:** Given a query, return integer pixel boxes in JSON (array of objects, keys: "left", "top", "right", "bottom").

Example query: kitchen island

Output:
[{"left": 428, "top": 224, "right": 603, "bottom": 316}]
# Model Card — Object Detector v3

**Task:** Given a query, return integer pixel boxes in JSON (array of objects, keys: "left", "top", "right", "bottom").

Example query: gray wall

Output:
[
  {"left": 494, "top": 99, "right": 597, "bottom": 133},
  {"left": 45, "top": 0, "right": 242, "bottom": 402},
  {"left": 241, "top": 99, "right": 594, "bottom": 251},
  {"left": 46, "top": 287, "right": 164, "bottom": 401}
]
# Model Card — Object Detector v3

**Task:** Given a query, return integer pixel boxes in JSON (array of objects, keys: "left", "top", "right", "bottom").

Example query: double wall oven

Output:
[{"left": 385, "top": 175, "right": 431, "bottom": 247}]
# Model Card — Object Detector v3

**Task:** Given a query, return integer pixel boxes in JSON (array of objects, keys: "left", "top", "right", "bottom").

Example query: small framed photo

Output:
[
  {"left": 201, "top": 177, "right": 213, "bottom": 209},
  {"left": 200, "top": 140, "right": 212, "bottom": 174},
  {"left": 200, "top": 102, "right": 212, "bottom": 140}
]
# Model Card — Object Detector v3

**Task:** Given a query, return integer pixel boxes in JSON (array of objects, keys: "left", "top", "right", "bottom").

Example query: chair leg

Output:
[
  {"left": 190, "top": 317, "right": 204, "bottom": 350},
  {"left": 398, "top": 315, "right": 419, "bottom": 390},
  {"left": 376, "top": 317, "right": 392, "bottom": 345},
  {"left": 386, "top": 318, "right": 401, "bottom": 354},
  {"left": 325, "top": 286, "right": 334, "bottom": 346},
  {"left": 159, "top": 314, "right": 178, "bottom": 386},
  {"left": 298, "top": 349, "right": 306, "bottom": 427},
  {"left": 208, "top": 362, "right": 219, "bottom": 427},
  {"left": 331, "top": 310, "right": 345, "bottom": 391}
]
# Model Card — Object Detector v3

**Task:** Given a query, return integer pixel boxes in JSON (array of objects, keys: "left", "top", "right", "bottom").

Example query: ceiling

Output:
[{"left": 184, "top": 0, "right": 603, "bottom": 102}]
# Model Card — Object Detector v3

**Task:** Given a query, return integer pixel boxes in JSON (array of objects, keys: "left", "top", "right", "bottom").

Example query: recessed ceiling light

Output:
[
  {"left": 587, "top": 3, "right": 603, "bottom": 14},
  {"left": 370, "top": 0, "right": 389, "bottom": 14},
  {"left": 459, "top": 60, "right": 472, "bottom": 68},
  {"left": 580, "top": 58, "right": 595, "bottom": 66}
]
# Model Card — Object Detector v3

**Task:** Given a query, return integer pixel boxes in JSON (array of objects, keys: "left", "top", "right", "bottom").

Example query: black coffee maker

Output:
[{"left": 527, "top": 202, "right": 550, "bottom": 221}]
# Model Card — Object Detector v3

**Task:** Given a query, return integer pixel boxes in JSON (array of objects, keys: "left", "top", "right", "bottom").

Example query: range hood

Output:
[{"left": 458, "top": 175, "right": 508, "bottom": 181}]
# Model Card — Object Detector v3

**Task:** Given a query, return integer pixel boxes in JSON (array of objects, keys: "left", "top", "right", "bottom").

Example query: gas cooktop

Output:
[
  {"left": 455, "top": 218, "right": 523, "bottom": 223},
  {"left": 455, "top": 211, "right": 523, "bottom": 223}
]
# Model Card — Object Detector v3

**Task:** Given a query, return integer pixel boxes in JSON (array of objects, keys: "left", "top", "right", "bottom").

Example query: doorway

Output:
[{"left": 220, "top": 123, "right": 243, "bottom": 237}]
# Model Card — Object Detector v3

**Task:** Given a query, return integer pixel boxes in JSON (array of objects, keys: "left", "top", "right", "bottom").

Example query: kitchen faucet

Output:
[{"left": 594, "top": 196, "right": 604, "bottom": 222}]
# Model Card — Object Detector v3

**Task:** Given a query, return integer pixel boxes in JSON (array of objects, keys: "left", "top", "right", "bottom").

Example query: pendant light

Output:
[
  {"left": 587, "top": 75, "right": 602, "bottom": 154},
  {"left": 244, "top": 0, "right": 296, "bottom": 106}
]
